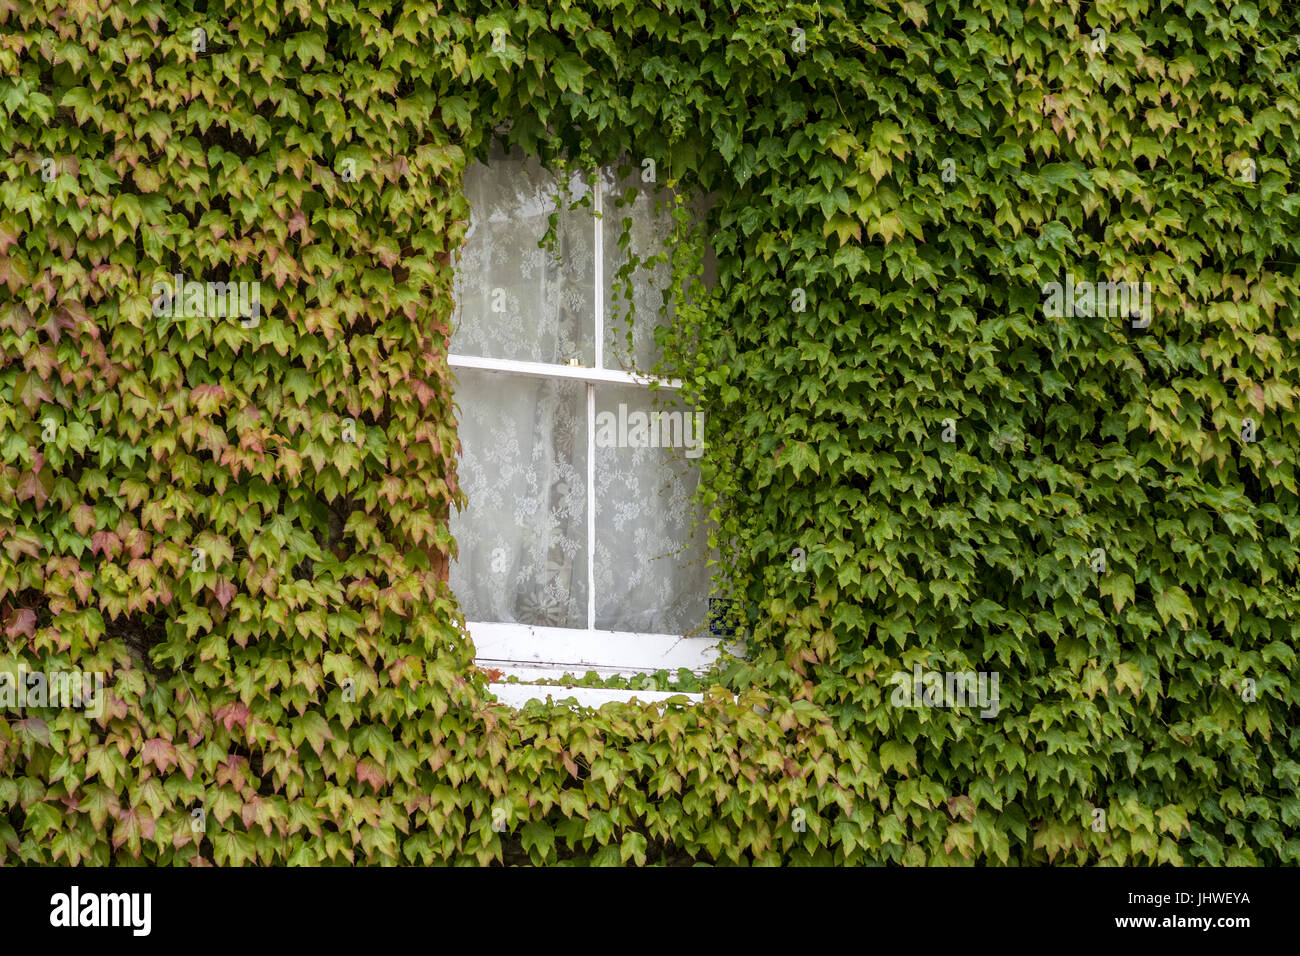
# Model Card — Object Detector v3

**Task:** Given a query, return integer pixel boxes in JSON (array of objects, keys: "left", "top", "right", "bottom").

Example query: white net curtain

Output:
[
  {"left": 449, "top": 152, "right": 711, "bottom": 636},
  {"left": 450, "top": 155, "right": 596, "bottom": 365},
  {"left": 450, "top": 369, "right": 589, "bottom": 629}
]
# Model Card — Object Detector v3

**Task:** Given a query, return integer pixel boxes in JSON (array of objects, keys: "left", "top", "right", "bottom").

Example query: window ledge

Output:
[
  {"left": 469, "top": 620, "right": 729, "bottom": 677},
  {"left": 468, "top": 620, "right": 743, "bottom": 709}
]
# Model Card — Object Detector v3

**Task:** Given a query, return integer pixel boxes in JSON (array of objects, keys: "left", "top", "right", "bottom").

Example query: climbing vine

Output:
[{"left": 1, "top": 0, "right": 1298, "bottom": 865}]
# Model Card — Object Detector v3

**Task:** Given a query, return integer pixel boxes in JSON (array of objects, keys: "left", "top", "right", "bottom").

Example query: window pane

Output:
[
  {"left": 601, "top": 167, "right": 674, "bottom": 373},
  {"left": 602, "top": 167, "right": 717, "bottom": 374},
  {"left": 452, "top": 156, "right": 595, "bottom": 366},
  {"left": 450, "top": 368, "right": 588, "bottom": 629},
  {"left": 593, "top": 386, "right": 710, "bottom": 634}
]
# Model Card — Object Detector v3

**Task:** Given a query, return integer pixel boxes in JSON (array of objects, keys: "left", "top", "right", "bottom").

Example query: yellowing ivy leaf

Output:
[
  {"left": 1100, "top": 572, "right": 1134, "bottom": 613},
  {"left": 1112, "top": 661, "right": 1145, "bottom": 698},
  {"left": 879, "top": 740, "right": 916, "bottom": 776},
  {"left": 1154, "top": 586, "right": 1196, "bottom": 629}
]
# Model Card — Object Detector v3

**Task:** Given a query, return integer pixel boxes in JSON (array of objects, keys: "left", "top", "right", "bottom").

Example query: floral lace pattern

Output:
[
  {"left": 452, "top": 155, "right": 595, "bottom": 366},
  {"left": 449, "top": 369, "right": 588, "bottom": 628},
  {"left": 594, "top": 387, "right": 709, "bottom": 634}
]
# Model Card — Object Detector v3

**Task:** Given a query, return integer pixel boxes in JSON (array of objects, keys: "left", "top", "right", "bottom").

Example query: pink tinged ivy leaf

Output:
[
  {"left": 190, "top": 383, "right": 228, "bottom": 414},
  {"left": 4, "top": 608, "right": 36, "bottom": 638},
  {"left": 111, "top": 808, "right": 155, "bottom": 857},
  {"left": 49, "top": 627, "right": 72, "bottom": 653},
  {"left": 26, "top": 343, "right": 57, "bottom": 380},
  {"left": 141, "top": 738, "right": 179, "bottom": 774},
  {"left": 1248, "top": 385, "right": 1266, "bottom": 414},
  {"left": 91, "top": 692, "right": 128, "bottom": 725},
  {"left": 90, "top": 530, "right": 120, "bottom": 557},
  {"left": 173, "top": 747, "right": 198, "bottom": 781},
  {"left": 240, "top": 796, "right": 273, "bottom": 835},
  {"left": 356, "top": 758, "right": 386, "bottom": 791},
  {"left": 212, "top": 577, "right": 236, "bottom": 609},
  {"left": 946, "top": 795, "right": 977, "bottom": 822},
  {"left": 71, "top": 570, "right": 93, "bottom": 604},
  {"left": 71, "top": 504, "right": 96, "bottom": 536},
  {"left": 16, "top": 470, "right": 49, "bottom": 509},
  {"left": 412, "top": 378, "right": 437, "bottom": 408},
  {"left": 42, "top": 311, "right": 77, "bottom": 345},
  {"left": 215, "top": 701, "right": 251, "bottom": 731},
  {"left": 216, "top": 756, "right": 250, "bottom": 790}
]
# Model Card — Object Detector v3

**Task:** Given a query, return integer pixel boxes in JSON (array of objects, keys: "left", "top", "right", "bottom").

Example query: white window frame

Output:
[{"left": 449, "top": 166, "right": 732, "bottom": 705}]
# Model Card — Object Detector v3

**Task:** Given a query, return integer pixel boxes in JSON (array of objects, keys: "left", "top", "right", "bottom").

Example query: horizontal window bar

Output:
[{"left": 448, "top": 352, "right": 680, "bottom": 389}]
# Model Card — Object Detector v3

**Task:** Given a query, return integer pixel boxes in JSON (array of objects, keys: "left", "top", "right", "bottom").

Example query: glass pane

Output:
[
  {"left": 450, "top": 368, "right": 588, "bottom": 629},
  {"left": 452, "top": 155, "right": 596, "bottom": 366},
  {"left": 593, "top": 386, "right": 710, "bottom": 634},
  {"left": 601, "top": 167, "right": 717, "bottom": 374}
]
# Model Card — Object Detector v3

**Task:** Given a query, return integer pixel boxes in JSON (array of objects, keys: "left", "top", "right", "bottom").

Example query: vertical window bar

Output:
[
  {"left": 593, "top": 169, "right": 603, "bottom": 369},
  {"left": 588, "top": 168, "right": 603, "bottom": 631},
  {"left": 587, "top": 382, "right": 596, "bottom": 630}
]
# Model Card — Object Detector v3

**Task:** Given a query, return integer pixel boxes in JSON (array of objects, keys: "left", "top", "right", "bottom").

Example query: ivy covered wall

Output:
[{"left": 1, "top": 0, "right": 1297, "bottom": 865}]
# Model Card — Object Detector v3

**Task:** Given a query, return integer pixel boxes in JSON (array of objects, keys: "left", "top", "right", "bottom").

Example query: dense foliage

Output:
[{"left": 2, "top": 0, "right": 1297, "bottom": 865}]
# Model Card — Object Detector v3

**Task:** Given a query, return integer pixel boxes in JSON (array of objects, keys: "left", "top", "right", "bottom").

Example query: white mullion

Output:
[
  {"left": 589, "top": 170, "right": 601, "bottom": 631},
  {"left": 586, "top": 382, "right": 596, "bottom": 630}
]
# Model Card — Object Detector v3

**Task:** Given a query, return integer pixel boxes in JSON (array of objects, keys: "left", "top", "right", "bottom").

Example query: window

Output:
[{"left": 448, "top": 152, "right": 722, "bottom": 704}]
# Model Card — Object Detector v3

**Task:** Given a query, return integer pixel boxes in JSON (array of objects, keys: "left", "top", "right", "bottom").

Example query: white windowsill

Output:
[
  {"left": 470, "top": 620, "right": 721, "bottom": 674},
  {"left": 468, "top": 620, "right": 739, "bottom": 707}
]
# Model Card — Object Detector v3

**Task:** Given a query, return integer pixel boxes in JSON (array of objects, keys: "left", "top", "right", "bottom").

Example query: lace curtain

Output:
[
  {"left": 449, "top": 154, "right": 710, "bottom": 636},
  {"left": 449, "top": 369, "right": 588, "bottom": 629},
  {"left": 451, "top": 155, "right": 596, "bottom": 366},
  {"left": 602, "top": 166, "right": 718, "bottom": 374},
  {"left": 593, "top": 386, "right": 709, "bottom": 633}
]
